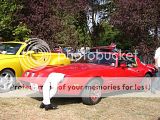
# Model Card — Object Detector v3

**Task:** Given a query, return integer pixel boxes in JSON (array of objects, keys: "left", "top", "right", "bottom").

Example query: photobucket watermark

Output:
[
  {"left": 1, "top": 77, "right": 160, "bottom": 98},
  {"left": 66, "top": 49, "right": 139, "bottom": 62},
  {"left": 19, "top": 38, "right": 52, "bottom": 71}
]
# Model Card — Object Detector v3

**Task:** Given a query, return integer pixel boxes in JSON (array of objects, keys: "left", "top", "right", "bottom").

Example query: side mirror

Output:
[
  {"left": 25, "top": 51, "right": 35, "bottom": 55},
  {"left": 120, "top": 63, "right": 127, "bottom": 68}
]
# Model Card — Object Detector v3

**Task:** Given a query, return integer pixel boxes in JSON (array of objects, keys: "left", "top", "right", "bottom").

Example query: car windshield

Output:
[
  {"left": 0, "top": 43, "right": 22, "bottom": 55},
  {"left": 87, "top": 53, "right": 116, "bottom": 66}
]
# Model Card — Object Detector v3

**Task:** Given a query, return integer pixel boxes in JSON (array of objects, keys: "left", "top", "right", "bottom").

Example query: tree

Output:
[
  {"left": 0, "top": 0, "right": 30, "bottom": 41},
  {"left": 87, "top": 0, "right": 115, "bottom": 46},
  {"left": 54, "top": 15, "right": 79, "bottom": 49},
  {"left": 111, "top": 0, "right": 159, "bottom": 46},
  {"left": 16, "top": 0, "right": 54, "bottom": 41},
  {"left": 110, "top": 0, "right": 160, "bottom": 62},
  {"left": 16, "top": 0, "right": 88, "bottom": 48},
  {"left": 56, "top": 0, "right": 118, "bottom": 47},
  {"left": 74, "top": 11, "right": 91, "bottom": 47},
  {"left": 53, "top": 0, "right": 89, "bottom": 48},
  {"left": 98, "top": 21, "right": 120, "bottom": 46}
]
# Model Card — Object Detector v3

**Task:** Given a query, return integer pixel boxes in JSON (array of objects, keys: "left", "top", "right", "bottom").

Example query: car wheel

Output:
[
  {"left": 82, "top": 78, "right": 102, "bottom": 105},
  {"left": 145, "top": 73, "right": 152, "bottom": 77},
  {"left": 0, "top": 69, "right": 16, "bottom": 92}
]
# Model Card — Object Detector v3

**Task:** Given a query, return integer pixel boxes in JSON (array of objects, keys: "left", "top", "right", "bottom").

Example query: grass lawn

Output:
[{"left": 0, "top": 97, "right": 160, "bottom": 120}]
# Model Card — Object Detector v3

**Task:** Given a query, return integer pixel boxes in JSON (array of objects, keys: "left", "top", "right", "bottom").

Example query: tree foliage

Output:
[
  {"left": 0, "top": 0, "right": 30, "bottom": 41},
  {"left": 16, "top": 0, "right": 53, "bottom": 40},
  {"left": 98, "top": 22, "right": 120, "bottom": 46},
  {"left": 110, "top": 0, "right": 160, "bottom": 62},
  {"left": 86, "top": 0, "right": 116, "bottom": 46},
  {"left": 1, "top": 0, "right": 159, "bottom": 60},
  {"left": 15, "top": 0, "right": 88, "bottom": 48},
  {"left": 111, "top": 0, "right": 160, "bottom": 46}
]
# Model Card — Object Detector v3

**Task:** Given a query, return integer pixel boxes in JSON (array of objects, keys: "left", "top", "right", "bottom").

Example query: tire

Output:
[
  {"left": 0, "top": 69, "right": 16, "bottom": 92},
  {"left": 145, "top": 73, "right": 152, "bottom": 77},
  {"left": 82, "top": 78, "right": 102, "bottom": 105}
]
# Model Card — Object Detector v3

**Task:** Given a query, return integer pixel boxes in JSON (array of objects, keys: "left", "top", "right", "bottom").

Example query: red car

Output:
[{"left": 20, "top": 52, "right": 157, "bottom": 105}]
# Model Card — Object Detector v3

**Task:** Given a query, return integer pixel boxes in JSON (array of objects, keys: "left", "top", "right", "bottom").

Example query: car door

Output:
[
  {"left": 116, "top": 56, "right": 143, "bottom": 77},
  {"left": 98, "top": 53, "right": 121, "bottom": 92},
  {"left": 116, "top": 56, "right": 144, "bottom": 88},
  {"left": 126, "top": 57, "right": 143, "bottom": 77}
]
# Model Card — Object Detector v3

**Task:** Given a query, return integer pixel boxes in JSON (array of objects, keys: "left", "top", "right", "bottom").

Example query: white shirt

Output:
[{"left": 154, "top": 47, "right": 160, "bottom": 67}]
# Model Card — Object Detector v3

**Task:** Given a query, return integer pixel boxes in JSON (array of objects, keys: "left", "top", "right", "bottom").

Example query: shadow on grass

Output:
[
  {"left": 31, "top": 97, "right": 82, "bottom": 106},
  {"left": 29, "top": 89, "right": 148, "bottom": 106}
]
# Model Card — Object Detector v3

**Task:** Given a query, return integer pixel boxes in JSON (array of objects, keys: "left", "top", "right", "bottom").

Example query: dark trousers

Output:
[{"left": 156, "top": 68, "right": 160, "bottom": 77}]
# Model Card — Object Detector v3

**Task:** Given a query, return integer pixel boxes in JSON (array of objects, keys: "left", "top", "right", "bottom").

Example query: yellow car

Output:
[{"left": 0, "top": 41, "right": 70, "bottom": 92}]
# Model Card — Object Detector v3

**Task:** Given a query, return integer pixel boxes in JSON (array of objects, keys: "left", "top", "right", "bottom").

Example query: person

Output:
[
  {"left": 40, "top": 73, "right": 65, "bottom": 111},
  {"left": 152, "top": 47, "right": 160, "bottom": 93},
  {"left": 154, "top": 47, "right": 160, "bottom": 76}
]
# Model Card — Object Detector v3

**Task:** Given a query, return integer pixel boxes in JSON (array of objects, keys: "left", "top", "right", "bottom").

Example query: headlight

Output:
[
  {"left": 31, "top": 72, "right": 35, "bottom": 77},
  {"left": 25, "top": 72, "right": 30, "bottom": 77}
]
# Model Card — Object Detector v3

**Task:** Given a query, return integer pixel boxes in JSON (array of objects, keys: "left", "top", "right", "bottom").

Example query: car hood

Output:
[{"left": 32, "top": 63, "right": 113, "bottom": 77}]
